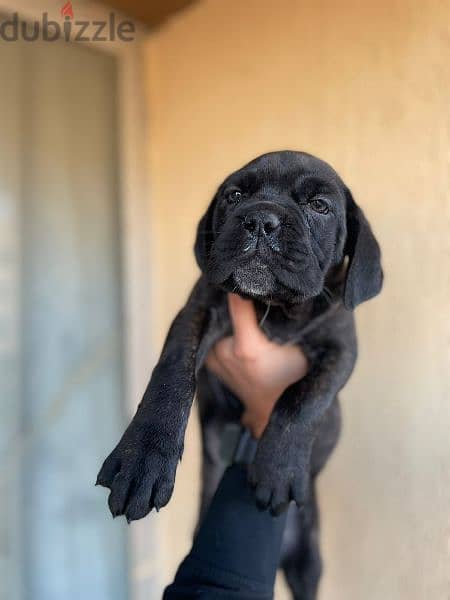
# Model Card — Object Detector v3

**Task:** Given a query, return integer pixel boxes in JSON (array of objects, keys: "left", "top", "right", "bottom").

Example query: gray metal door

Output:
[{"left": 0, "top": 36, "right": 128, "bottom": 600}]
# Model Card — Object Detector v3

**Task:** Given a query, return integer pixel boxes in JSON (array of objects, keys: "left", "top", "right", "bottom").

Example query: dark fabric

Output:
[{"left": 164, "top": 464, "right": 287, "bottom": 600}]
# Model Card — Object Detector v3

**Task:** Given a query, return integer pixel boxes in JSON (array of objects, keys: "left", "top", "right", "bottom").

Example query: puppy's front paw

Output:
[
  {"left": 248, "top": 432, "right": 311, "bottom": 516},
  {"left": 96, "top": 425, "right": 181, "bottom": 522}
]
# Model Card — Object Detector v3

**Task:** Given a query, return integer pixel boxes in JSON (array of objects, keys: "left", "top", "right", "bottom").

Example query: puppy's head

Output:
[{"left": 195, "top": 151, "right": 382, "bottom": 309}]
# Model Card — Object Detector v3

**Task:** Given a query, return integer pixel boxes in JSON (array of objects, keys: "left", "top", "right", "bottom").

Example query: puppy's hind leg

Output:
[
  {"left": 197, "top": 417, "right": 228, "bottom": 525},
  {"left": 281, "top": 482, "right": 322, "bottom": 600},
  {"left": 196, "top": 369, "right": 242, "bottom": 527}
]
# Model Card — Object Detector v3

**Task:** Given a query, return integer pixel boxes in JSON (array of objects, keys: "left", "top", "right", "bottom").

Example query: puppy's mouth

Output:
[
  {"left": 209, "top": 230, "right": 323, "bottom": 303},
  {"left": 232, "top": 257, "right": 276, "bottom": 298}
]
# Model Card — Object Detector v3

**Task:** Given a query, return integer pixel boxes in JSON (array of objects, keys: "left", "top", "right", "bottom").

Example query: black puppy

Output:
[{"left": 97, "top": 151, "right": 382, "bottom": 599}]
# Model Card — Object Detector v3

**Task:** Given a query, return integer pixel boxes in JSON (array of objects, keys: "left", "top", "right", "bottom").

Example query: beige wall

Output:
[{"left": 143, "top": 1, "right": 450, "bottom": 597}]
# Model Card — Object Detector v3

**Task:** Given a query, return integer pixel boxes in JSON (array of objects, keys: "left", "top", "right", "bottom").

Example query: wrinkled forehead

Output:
[{"left": 222, "top": 151, "right": 345, "bottom": 198}]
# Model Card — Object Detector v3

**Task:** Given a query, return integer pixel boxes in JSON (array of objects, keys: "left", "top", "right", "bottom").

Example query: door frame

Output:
[{"left": 0, "top": 2, "right": 155, "bottom": 599}]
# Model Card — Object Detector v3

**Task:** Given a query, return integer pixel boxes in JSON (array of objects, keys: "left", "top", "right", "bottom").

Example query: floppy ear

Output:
[
  {"left": 194, "top": 196, "right": 217, "bottom": 272},
  {"left": 343, "top": 188, "right": 383, "bottom": 310}
]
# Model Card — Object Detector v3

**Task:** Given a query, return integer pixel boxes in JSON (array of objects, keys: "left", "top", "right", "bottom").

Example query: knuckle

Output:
[
  {"left": 216, "top": 343, "right": 230, "bottom": 361},
  {"left": 233, "top": 344, "right": 257, "bottom": 361}
]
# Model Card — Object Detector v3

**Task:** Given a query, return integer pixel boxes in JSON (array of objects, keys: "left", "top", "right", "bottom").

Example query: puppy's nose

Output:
[{"left": 243, "top": 211, "right": 280, "bottom": 236}]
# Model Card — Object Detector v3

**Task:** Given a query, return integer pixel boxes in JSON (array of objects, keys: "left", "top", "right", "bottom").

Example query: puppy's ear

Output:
[
  {"left": 194, "top": 197, "right": 217, "bottom": 272},
  {"left": 343, "top": 188, "right": 383, "bottom": 310}
]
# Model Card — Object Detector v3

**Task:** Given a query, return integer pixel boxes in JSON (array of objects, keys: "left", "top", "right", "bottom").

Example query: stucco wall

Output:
[{"left": 143, "top": 1, "right": 450, "bottom": 597}]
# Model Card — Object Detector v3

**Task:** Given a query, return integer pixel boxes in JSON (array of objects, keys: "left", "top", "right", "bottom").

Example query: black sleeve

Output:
[{"left": 163, "top": 463, "right": 288, "bottom": 600}]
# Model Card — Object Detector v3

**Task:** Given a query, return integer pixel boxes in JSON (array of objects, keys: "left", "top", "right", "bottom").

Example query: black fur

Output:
[{"left": 97, "top": 151, "right": 383, "bottom": 599}]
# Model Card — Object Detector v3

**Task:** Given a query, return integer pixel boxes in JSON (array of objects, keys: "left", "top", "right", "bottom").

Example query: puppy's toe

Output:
[
  {"left": 108, "top": 472, "right": 133, "bottom": 517},
  {"left": 153, "top": 478, "right": 174, "bottom": 511},
  {"left": 290, "top": 477, "right": 308, "bottom": 508},
  {"left": 123, "top": 459, "right": 176, "bottom": 520},
  {"left": 270, "top": 486, "right": 290, "bottom": 516},
  {"left": 254, "top": 484, "right": 272, "bottom": 510},
  {"left": 96, "top": 454, "right": 121, "bottom": 488},
  {"left": 125, "top": 480, "right": 154, "bottom": 523}
]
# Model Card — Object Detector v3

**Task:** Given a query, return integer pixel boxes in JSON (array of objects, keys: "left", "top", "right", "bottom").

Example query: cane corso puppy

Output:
[{"left": 97, "top": 150, "right": 383, "bottom": 599}]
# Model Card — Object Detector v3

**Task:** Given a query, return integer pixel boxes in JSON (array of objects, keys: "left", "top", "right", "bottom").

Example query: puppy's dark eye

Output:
[
  {"left": 309, "top": 198, "right": 329, "bottom": 214},
  {"left": 227, "top": 189, "right": 242, "bottom": 204}
]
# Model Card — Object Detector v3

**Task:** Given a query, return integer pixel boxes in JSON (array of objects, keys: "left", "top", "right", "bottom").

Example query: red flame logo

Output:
[{"left": 61, "top": 1, "right": 74, "bottom": 19}]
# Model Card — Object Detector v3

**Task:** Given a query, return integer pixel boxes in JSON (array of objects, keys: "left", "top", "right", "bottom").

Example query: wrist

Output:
[{"left": 241, "top": 410, "right": 271, "bottom": 439}]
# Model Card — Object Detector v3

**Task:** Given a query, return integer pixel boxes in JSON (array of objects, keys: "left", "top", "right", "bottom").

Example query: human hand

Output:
[{"left": 205, "top": 294, "right": 309, "bottom": 438}]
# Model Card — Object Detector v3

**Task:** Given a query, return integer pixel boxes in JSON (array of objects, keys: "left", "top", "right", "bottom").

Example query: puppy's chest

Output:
[{"left": 195, "top": 299, "right": 321, "bottom": 374}]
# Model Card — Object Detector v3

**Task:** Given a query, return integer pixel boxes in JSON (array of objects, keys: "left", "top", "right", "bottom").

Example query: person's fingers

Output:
[
  {"left": 241, "top": 411, "right": 261, "bottom": 438},
  {"left": 206, "top": 343, "right": 244, "bottom": 400},
  {"left": 228, "top": 293, "right": 265, "bottom": 357},
  {"left": 205, "top": 347, "right": 221, "bottom": 376},
  {"left": 214, "top": 336, "right": 234, "bottom": 362},
  {"left": 205, "top": 341, "right": 234, "bottom": 383}
]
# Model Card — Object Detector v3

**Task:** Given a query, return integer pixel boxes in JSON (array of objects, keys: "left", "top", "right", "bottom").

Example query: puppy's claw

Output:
[
  {"left": 290, "top": 478, "right": 309, "bottom": 508},
  {"left": 270, "top": 486, "right": 291, "bottom": 516},
  {"left": 124, "top": 481, "right": 154, "bottom": 522},
  {"left": 153, "top": 480, "right": 173, "bottom": 511},
  {"left": 254, "top": 484, "right": 272, "bottom": 510},
  {"left": 270, "top": 502, "right": 289, "bottom": 517},
  {"left": 107, "top": 473, "right": 132, "bottom": 518},
  {"left": 96, "top": 454, "right": 121, "bottom": 489}
]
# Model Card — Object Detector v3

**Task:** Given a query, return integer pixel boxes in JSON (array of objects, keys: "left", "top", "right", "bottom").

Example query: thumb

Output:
[{"left": 228, "top": 293, "right": 266, "bottom": 356}]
